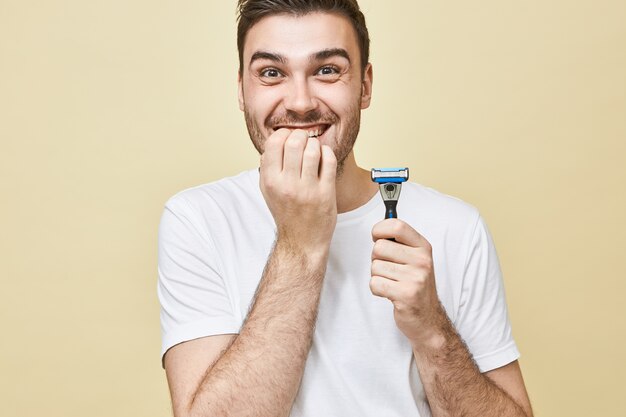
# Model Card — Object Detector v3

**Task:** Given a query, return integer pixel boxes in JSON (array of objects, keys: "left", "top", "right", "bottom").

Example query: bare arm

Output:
[
  {"left": 370, "top": 219, "right": 532, "bottom": 417},
  {"left": 165, "top": 130, "right": 337, "bottom": 417},
  {"left": 412, "top": 315, "right": 533, "bottom": 417},
  {"left": 181, "top": 239, "right": 328, "bottom": 417}
]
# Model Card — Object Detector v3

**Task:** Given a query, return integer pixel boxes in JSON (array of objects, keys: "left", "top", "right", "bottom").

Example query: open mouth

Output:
[{"left": 272, "top": 124, "right": 331, "bottom": 139}]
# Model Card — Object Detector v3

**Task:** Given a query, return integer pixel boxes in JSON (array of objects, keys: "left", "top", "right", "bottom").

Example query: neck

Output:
[{"left": 335, "top": 151, "right": 379, "bottom": 214}]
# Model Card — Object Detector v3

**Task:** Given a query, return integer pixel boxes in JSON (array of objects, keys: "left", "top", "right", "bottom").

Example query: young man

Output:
[{"left": 158, "top": 1, "right": 533, "bottom": 416}]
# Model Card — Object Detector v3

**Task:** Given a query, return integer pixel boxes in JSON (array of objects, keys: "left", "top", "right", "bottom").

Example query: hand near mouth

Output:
[
  {"left": 272, "top": 124, "right": 331, "bottom": 139},
  {"left": 260, "top": 128, "right": 337, "bottom": 257}
]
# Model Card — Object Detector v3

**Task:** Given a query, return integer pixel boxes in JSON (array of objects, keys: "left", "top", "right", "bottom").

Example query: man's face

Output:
[{"left": 238, "top": 12, "right": 373, "bottom": 173}]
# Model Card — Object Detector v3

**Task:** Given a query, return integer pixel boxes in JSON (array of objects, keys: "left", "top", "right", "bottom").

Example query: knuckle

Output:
[
  {"left": 391, "top": 220, "right": 404, "bottom": 236},
  {"left": 413, "top": 256, "right": 428, "bottom": 268},
  {"left": 420, "top": 257, "right": 434, "bottom": 273},
  {"left": 262, "top": 177, "right": 276, "bottom": 191},
  {"left": 413, "top": 250, "right": 432, "bottom": 266},
  {"left": 370, "top": 276, "right": 386, "bottom": 294},
  {"left": 369, "top": 277, "right": 377, "bottom": 292},
  {"left": 372, "top": 240, "right": 385, "bottom": 256},
  {"left": 371, "top": 259, "right": 381, "bottom": 274},
  {"left": 282, "top": 186, "right": 298, "bottom": 200},
  {"left": 371, "top": 221, "right": 385, "bottom": 238}
]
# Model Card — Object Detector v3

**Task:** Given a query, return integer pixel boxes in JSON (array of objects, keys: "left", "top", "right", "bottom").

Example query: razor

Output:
[{"left": 371, "top": 167, "right": 409, "bottom": 219}]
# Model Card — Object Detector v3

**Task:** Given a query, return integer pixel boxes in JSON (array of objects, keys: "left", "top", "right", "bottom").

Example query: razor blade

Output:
[
  {"left": 371, "top": 167, "right": 409, "bottom": 183},
  {"left": 371, "top": 167, "right": 409, "bottom": 220}
]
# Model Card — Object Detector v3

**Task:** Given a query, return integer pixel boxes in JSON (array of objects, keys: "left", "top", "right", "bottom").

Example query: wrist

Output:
[
  {"left": 409, "top": 309, "right": 456, "bottom": 356},
  {"left": 275, "top": 223, "right": 331, "bottom": 249},
  {"left": 410, "top": 327, "right": 448, "bottom": 355},
  {"left": 274, "top": 234, "right": 330, "bottom": 267}
]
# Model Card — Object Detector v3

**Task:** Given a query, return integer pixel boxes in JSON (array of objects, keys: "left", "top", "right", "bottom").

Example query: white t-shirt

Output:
[{"left": 158, "top": 168, "right": 519, "bottom": 416}]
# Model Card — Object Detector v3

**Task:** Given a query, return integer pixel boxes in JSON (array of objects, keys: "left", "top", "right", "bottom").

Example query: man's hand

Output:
[
  {"left": 369, "top": 218, "right": 448, "bottom": 349},
  {"left": 370, "top": 219, "right": 533, "bottom": 417},
  {"left": 165, "top": 128, "right": 338, "bottom": 417},
  {"left": 260, "top": 128, "right": 338, "bottom": 254}
]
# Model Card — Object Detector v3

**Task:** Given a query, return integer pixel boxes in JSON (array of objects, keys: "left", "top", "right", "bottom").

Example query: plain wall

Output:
[{"left": 1, "top": 1, "right": 625, "bottom": 416}]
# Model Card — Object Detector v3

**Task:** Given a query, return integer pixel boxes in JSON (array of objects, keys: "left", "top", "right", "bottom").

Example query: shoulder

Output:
[
  {"left": 160, "top": 169, "right": 269, "bottom": 241},
  {"left": 164, "top": 169, "right": 262, "bottom": 217}
]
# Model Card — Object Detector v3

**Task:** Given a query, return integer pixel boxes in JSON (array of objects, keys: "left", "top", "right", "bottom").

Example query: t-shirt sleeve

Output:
[
  {"left": 157, "top": 196, "right": 241, "bottom": 363},
  {"left": 454, "top": 215, "right": 520, "bottom": 373}
]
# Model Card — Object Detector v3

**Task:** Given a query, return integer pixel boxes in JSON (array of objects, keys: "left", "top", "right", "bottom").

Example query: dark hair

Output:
[{"left": 236, "top": 0, "right": 370, "bottom": 76}]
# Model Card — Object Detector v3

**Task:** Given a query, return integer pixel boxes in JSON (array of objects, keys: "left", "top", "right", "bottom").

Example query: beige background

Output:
[{"left": 1, "top": 0, "right": 624, "bottom": 416}]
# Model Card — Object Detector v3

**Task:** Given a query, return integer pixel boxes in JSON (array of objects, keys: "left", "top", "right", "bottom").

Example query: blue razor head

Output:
[{"left": 371, "top": 167, "right": 409, "bottom": 183}]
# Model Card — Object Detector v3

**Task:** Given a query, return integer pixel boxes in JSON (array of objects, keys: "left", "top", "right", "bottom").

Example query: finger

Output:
[
  {"left": 371, "top": 238, "right": 422, "bottom": 265},
  {"left": 282, "top": 130, "right": 308, "bottom": 176},
  {"left": 319, "top": 144, "right": 337, "bottom": 186},
  {"left": 261, "top": 128, "right": 290, "bottom": 177},
  {"left": 301, "top": 137, "right": 322, "bottom": 181},
  {"left": 370, "top": 259, "right": 404, "bottom": 282},
  {"left": 369, "top": 275, "right": 399, "bottom": 301},
  {"left": 371, "top": 218, "right": 431, "bottom": 249}
]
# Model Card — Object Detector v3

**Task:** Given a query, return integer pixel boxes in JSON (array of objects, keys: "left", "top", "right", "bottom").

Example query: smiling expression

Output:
[{"left": 238, "top": 12, "right": 373, "bottom": 173}]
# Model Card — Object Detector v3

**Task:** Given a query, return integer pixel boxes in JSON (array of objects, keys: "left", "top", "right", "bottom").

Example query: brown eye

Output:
[
  {"left": 261, "top": 68, "right": 281, "bottom": 78},
  {"left": 317, "top": 65, "right": 340, "bottom": 76}
]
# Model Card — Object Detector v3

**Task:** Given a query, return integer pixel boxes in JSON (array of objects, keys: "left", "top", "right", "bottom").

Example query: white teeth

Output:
[
  {"left": 272, "top": 126, "right": 326, "bottom": 137},
  {"left": 308, "top": 129, "right": 320, "bottom": 138}
]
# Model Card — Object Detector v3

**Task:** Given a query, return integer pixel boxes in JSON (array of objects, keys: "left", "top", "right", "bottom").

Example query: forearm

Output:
[
  {"left": 187, "top": 238, "right": 328, "bottom": 417},
  {"left": 413, "top": 314, "right": 528, "bottom": 417}
]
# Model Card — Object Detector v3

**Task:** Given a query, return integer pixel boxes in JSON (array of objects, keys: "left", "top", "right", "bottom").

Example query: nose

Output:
[{"left": 283, "top": 75, "right": 317, "bottom": 115}]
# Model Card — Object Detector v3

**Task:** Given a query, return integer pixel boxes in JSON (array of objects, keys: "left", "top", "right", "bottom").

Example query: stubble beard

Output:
[{"left": 244, "top": 100, "right": 362, "bottom": 180}]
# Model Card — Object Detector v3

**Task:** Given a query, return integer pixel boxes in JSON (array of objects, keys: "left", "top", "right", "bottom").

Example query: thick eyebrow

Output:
[
  {"left": 249, "top": 51, "right": 286, "bottom": 66},
  {"left": 311, "top": 48, "right": 351, "bottom": 63},
  {"left": 248, "top": 48, "right": 351, "bottom": 67}
]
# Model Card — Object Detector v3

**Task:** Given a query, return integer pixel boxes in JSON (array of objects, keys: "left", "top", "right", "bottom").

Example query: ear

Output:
[
  {"left": 237, "top": 71, "right": 245, "bottom": 111},
  {"left": 360, "top": 63, "right": 373, "bottom": 110}
]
